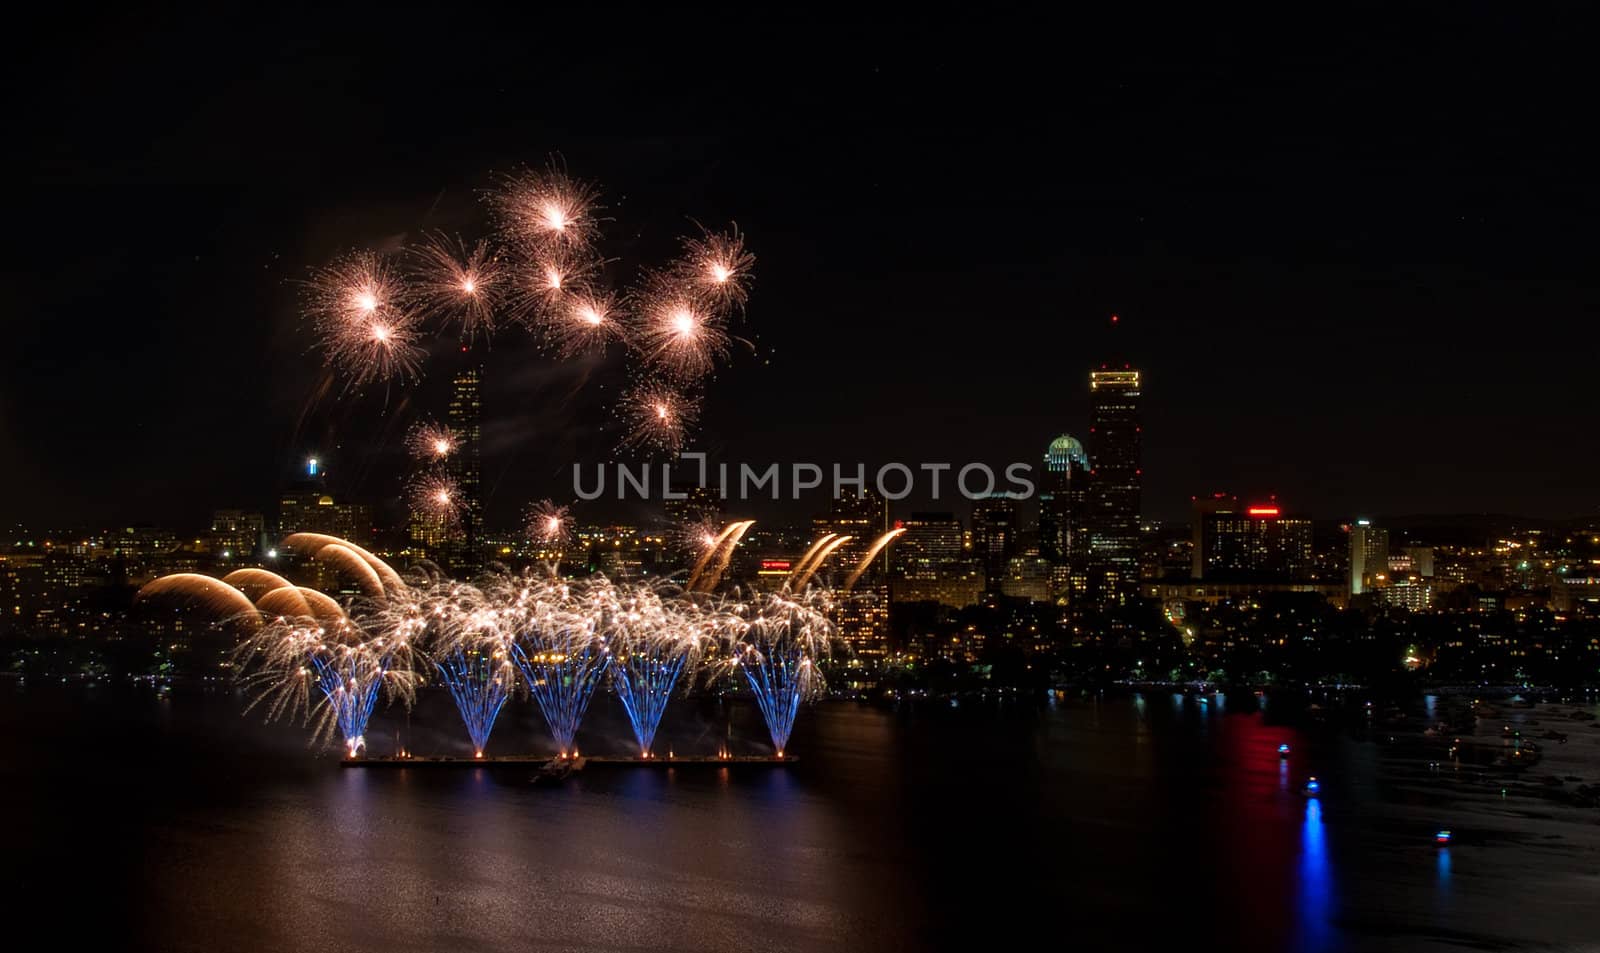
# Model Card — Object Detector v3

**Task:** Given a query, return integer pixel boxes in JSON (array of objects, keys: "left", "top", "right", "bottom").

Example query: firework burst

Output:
[
  {"left": 617, "top": 381, "right": 701, "bottom": 453},
  {"left": 604, "top": 582, "right": 707, "bottom": 757},
  {"left": 720, "top": 589, "right": 835, "bottom": 758},
  {"left": 675, "top": 516, "right": 728, "bottom": 561},
  {"left": 510, "top": 245, "right": 600, "bottom": 331},
  {"left": 497, "top": 573, "right": 613, "bottom": 757},
  {"left": 236, "top": 611, "right": 420, "bottom": 756},
  {"left": 633, "top": 287, "right": 730, "bottom": 379},
  {"left": 408, "top": 233, "right": 503, "bottom": 339},
  {"left": 525, "top": 499, "right": 572, "bottom": 549},
  {"left": 543, "top": 289, "right": 627, "bottom": 357},
  {"left": 676, "top": 227, "right": 754, "bottom": 313},
  {"left": 489, "top": 166, "right": 602, "bottom": 251},
  {"left": 409, "top": 472, "right": 464, "bottom": 526},
  {"left": 405, "top": 420, "right": 459, "bottom": 461},
  {"left": 306, "top": 250, "right": 425, "bottom": 387}
]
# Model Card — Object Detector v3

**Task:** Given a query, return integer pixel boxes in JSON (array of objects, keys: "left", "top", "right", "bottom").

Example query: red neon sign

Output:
[
  {"left": 1247, "top": 506, "right": 1280, "bottom": 517},
  {"left": 760, "top": 560, "right": 792, "bottom": 571}
]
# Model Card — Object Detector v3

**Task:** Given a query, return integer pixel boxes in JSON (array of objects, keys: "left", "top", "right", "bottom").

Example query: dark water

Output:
[{"left": 3, "top": 684, "right": 1598, "bottom": 952}]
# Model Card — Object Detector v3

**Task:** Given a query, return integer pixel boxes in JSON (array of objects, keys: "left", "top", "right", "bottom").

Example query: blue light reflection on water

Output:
[{"left": 1297, "top": 799, "right": 1334, "bottom": 952}]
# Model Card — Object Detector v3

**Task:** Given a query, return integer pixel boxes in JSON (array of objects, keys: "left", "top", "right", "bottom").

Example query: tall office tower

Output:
[
  {"left": 1349, "top": 518, "right": 1390, "bottom": 595},
  {"left": 1039, "top": 434, "right": 1091, "bottom": 598},
  {"left": 890, "top": 512, "right": 981, "bottom": 606},
  {"left": 892, "top": 512, "right": 965, "bottom": 578},
  {"left": 820, "top": 486, "right": 887, "bottom": 570},
  {"left": 970, "top": 493, "right": 1017, "bottom": 592},
  {"left": 1086, "top": 365, "right": 1142, "bottom": 605},
  {"left": 447, "top": 364, "right": 484, "bottom": 574},
  {"left": 822, "top": 488, "right": 889, "bottom": 665}
]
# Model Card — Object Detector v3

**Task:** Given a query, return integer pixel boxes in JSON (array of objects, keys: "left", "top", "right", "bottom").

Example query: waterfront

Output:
[{"left": 3, "top": 685, "right": 1598, "bottom": 952}]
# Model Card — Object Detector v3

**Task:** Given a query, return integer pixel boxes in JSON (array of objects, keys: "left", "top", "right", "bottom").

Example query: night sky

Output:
[{"left": 3, "top": 9, "right": 1595, "bottom": 530}]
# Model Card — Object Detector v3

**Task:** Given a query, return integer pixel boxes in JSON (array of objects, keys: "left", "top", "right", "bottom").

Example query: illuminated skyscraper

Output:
[
  {"left": 822, "top": 488, "right": 889, "bottom": 666},
  {"left": 447, "top": 364, "right": 484, "bottom": 573},
  {"left": 1349, "top": 519, "right": 1389, "bottom": 595},
  {"left": 1039, "top": 434, "right": 1090, "bottom": 599},
  {"left": 970, "top": 494, "right": 1017, "bottom": 593},
  {"left": 1086, "top": 366, "right": 1142, "bottom": 605},
  {"left": 891, "top": 512, "right": 981, "bottom": 607}
]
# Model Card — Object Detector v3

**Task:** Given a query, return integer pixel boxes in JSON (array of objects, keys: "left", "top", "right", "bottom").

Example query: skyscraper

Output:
[
  {"left": 1086, "top": 366, "right": 1142, "bottom": 605},
  {"left": 890, "top": 512, "right": 981, "bottom": 606},
  {"left": 970, "top": 494, "right": 1017, "bottom": 593},
  {"left": 447, "top": 363, "right": 484, "bottom": 574},
  {"left": 1349, "top": 518, "right": 1390, "bottom": 595},
  {"left": 822, "top": 488, "right": 889, "bottom": 666},
  {"left": 1038, "top": 434, "right": 1090, "bottom": 599}
]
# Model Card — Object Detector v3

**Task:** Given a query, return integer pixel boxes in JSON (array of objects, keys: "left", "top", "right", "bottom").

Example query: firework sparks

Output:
[
  {"left": 634, "top": 289, "right": 730, "bottom": 379},
  {"left": 489, "top": 166, "right": 601, "bottom": 251},
  {"left": 677, "top": 227, "right": 754, "bottom": 313},
  {"left": 525, "top": 499, "right": 572, "bottom": 549},
  {"left": 409, "top": 473, "right": 464, "bottom": 526},
  {"left": 499, "top": 573, "right": 612, "bottom": 757},
  {"left": 720, "top": 590, "right": 834, "bottom": 758},
  {"left": 406, "top": 420, "right": 459, "bottom": 461},
  {"left": 408, "top": 233, "right": 502, "bottom": 339},
  {"left": 510, "top": 246, "right": 600, "bottom": 333},
  {"left": 305, "top": 251, "right": 425, "bottom": 387},
  {"left": 151, "top": 537, "right": 839, "bottom": 760},
  {"left": 544, "top": 289, "right": 627, "bottom": 357},
  {"left": 237, "top": 613, "right": 419, "bottom": 755},
  {"left": 604, "top": 582, "right": 707, "bottom": 757},
  {"left": 618, "top": 381, "right": 701, "bottom": 453}
]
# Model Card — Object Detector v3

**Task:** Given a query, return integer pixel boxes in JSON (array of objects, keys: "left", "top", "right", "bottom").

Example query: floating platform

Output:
[{"left": 341, "top": 754, "right": 796, "bottom": 768}]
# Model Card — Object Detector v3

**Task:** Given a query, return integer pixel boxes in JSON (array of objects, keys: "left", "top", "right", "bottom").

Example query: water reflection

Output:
[{"left": 1298, "top": 799, "right": 1333, "bottom": 952}]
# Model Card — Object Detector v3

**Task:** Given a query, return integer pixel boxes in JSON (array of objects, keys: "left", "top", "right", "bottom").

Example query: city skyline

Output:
[
  {"left": 3, "top": 12, "right": 1596, "bottom": 528},
  {"left": 8, "top": 13, "right": 1600, "bottom": 953}
]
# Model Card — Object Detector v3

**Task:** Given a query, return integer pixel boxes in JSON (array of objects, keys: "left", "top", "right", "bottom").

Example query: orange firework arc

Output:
[
  {"left": 221, "top": 568, "right": 297, "bottom": 602},
  {"left": 685, "top": 521, "right": 746, "bottom": 590},
  {"left": 291, "top": 587, "right": 349, "bottom": 627},
  {"left": 790, "top": 535, "right": 853, "bottom": 591},
  {"left": 136, "top": 574, "right": 262, "bottom": 628},
  {"left": 697, "top": 520, "right": 755, "bottom": 593},
  {"left": 279, "top": 533, "right": 406, "bottom": 595},
  {"left": 255, "top": 585, "right": 315, "bottom": 620},
  {"left": 843, "top": 527, "right": 906, "bottom": 592},
  {"left": 786, "top": 533, "right": 837, "bottom": 586},
  {"left": 312, "top": 543, "right": 388, "bottom": 602}
]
